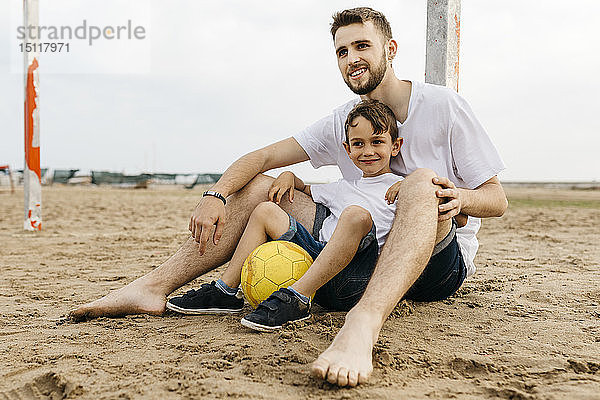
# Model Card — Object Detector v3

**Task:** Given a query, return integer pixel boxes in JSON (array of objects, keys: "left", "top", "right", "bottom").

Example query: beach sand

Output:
[{"left": 1, "top": 185, "right": 599, "bottom": 399}]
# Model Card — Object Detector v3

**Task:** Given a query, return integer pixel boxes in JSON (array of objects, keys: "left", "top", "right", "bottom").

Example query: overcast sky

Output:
[{"left": 1, "top": 0, "right": 599, "bottom": 182}]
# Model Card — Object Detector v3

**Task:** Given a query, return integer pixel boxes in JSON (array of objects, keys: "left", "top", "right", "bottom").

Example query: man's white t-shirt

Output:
[
  {"left": 311, "top": 173, "right": 402, "bottom": 251},
  {"left": 294, "top": 81, "right": 505, "bottom": 277}
]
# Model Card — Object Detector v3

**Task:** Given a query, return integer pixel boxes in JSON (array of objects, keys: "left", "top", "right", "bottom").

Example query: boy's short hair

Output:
[
  {"left": 331, "top": 7, "right": 393, "bottom": 42},
  {"left": 344, "top": 99, "right": 399, "bottom": 144}
]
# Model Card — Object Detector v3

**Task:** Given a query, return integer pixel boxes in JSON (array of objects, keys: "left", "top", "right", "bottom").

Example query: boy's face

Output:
[
  {"left": 343, "top": 116, "right": 402, "bottom": 177},
  {"left": 334, "top": 21, "right": 390, "bottom": 95}
]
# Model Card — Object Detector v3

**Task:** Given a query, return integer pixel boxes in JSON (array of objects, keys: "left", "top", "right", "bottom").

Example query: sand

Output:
[{"left": 1, "top": 185, "right": 599, "bottom": 399}]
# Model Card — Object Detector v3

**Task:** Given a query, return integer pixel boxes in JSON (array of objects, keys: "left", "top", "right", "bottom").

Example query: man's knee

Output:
[
  {"left": 247, "top": 173, "right": 275, "bottom": 188},
  {"left": 228, "top": 174, "right": 274, "bottom": 203},
  {"left": 397, "top": 168, "right": 439, "bottom": 201},
  {"left": 339, "top": 205, "right": 373, "bottom": 231},
  {"left": 406, "top": 168, "right": 437, "bottom": 185}
]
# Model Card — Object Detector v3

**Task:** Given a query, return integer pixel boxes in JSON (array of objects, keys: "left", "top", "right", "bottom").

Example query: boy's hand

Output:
[
  {"left": 269, "top": 171, "right": 295, "bottom": 204},
  {"left": 385, "top": 180, "right": 403, "bottom": 204}
]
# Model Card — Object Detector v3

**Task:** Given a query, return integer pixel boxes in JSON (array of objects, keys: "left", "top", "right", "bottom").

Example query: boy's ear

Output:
[
  {"left": 391, "top": 137, "right": 403, "bottom": 157},
  {"left": 343, "top": 141, "right": 351, "bottom": 155}
]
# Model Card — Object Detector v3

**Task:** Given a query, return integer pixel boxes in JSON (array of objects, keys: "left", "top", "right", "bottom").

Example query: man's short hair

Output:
[
  {"left": 331, "top": 7, "right": 393, "bottom": 42},
  {"left": 344, "top": 99, "right": 399, "bottom": 144}
]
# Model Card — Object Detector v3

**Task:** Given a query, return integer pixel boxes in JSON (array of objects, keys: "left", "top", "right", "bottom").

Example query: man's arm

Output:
[
  {"left": 435, "top": 175, "right": 508, "bottom": 222},
  {"left": 190, "top": 137, "right": 309, "bottom": 254},
  {"left": 458, "top": 176, "right": 508, "bottom": 217},
  {"left": 212, "top": 138, "right": 309, "bottom": 197}
]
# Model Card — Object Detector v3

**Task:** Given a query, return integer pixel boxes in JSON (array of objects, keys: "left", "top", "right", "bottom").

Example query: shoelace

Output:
[{"left": 184, "top": 282, "right": 215, "bottom": 297}]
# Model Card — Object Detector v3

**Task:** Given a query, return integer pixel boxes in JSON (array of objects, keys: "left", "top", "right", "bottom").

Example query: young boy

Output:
[{"left": 167, "top": 99, "right": 404, "bottom": 331}]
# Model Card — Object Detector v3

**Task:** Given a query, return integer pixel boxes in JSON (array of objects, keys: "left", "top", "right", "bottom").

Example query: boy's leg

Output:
[
  {"left": 290, "top": 205, "right": 373, "bottom": 297},
  {"left": 241, "top": 206, "right": 373, "bottom": 332},
  {"left": 167, "top": 201, "right": 292, "bottom": 314},
  {"left": 69, "top": 174, "right": 316, "bottom": 321},
  {"left": 219, "top": 202, "right": 292, "bottom": 288}
]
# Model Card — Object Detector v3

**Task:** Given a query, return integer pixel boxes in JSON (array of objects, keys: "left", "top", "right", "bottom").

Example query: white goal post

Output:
[{"left": 425, "top": 0, "right": 461, "bottom": 91}]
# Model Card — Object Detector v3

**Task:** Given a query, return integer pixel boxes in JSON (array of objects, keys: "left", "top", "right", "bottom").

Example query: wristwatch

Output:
[{"left": 203, "top": 190, "right": 227, "bottom": 205}]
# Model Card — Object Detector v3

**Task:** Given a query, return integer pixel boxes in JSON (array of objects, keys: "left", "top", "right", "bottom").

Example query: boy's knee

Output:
[
  {"left": 340, "top": 205, "right": 373, "bottom": 229},
  {"left": 251, "top": 201, "right": 280, "bottom": 220}
]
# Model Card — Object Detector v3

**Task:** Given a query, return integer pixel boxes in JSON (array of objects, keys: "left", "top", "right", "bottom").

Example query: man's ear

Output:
[
  {"left": 387, "top": 39, "right": 398, "bottom": 63},
  {"left": 391, "top": 137, "right": 403, "bottom": 157},
  {"left": 343, "top": 141, "right": 351, "bottom": 155}
]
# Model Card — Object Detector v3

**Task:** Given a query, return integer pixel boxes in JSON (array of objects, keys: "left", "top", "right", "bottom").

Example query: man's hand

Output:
[
  {"left": 269, "top": 171, "right": 296, "bottom": 204},
  {"left": 385, "top": 180, "right": 404, "bottom": 204},
  {"left": 189, "top": 196, "right": 226, "bottom": 255},
  {"left": 433, "top": 176, "right": 462, "bottom": 222}
]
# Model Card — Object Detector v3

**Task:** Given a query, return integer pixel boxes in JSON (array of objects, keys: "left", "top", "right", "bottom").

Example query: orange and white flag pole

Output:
[{"left": 23, "top": 0, "right": 41, "bottom": 231}]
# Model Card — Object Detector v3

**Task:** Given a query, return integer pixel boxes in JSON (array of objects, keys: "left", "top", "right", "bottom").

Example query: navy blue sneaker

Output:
[
  {"left": 240, "top": 288, "right": 310, "bottom": 332},
  {"left": 166, "top": 281, "right": 244, "bottom": 314}
]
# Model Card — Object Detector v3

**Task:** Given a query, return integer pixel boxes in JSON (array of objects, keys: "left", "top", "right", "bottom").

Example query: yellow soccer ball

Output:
[{"left": 241, "top": 241, "right": 314, "bottom": 309}]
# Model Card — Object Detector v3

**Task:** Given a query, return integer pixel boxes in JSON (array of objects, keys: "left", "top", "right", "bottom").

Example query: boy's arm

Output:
[
  {"left": 269, "top": 171, "right": 311, "bottom": 204},
  {"left": 292, "top": 173, "right": 311, "bottom": 197}
]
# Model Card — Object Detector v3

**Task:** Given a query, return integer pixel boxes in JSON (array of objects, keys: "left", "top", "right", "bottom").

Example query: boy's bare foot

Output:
[
  {"left": 69, "top": 278, "right": 167, "bottom": 322},
  {"left": 311, "top": 311, "right": 378, "bottom": 387}
]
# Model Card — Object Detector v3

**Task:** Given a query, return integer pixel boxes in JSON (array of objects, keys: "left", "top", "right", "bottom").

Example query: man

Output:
[{"left": 70, "top": 7, "right": 507, "bottom": 387}]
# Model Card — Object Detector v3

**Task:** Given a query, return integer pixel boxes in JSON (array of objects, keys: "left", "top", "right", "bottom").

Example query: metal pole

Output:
[
  {"left": 425, "top": 0, "right": 461, "bottom": 91},
  {"left": 23, "top": 0, "right": 42, "bottom": 231}
]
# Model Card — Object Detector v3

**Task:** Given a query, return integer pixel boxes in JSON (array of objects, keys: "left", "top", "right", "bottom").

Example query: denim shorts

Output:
[
  {"left": 277, "top": 206, "right": 379, "bottom": 311},
  {"left": 403, "top": 220, "right": 467, "bottom": 302},
  {"left": 280, "top": 204, "right": 467, "bottom": 310}
]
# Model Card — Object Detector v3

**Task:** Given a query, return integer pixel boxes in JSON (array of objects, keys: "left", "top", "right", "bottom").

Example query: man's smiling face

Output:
[{"left": 334, "top": 21, "right": 388, "bottom": 95}]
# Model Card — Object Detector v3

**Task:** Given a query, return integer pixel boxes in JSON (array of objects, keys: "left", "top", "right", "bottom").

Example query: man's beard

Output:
[{"left": 344, "top": 55, "right": 387, "bottom": 95}]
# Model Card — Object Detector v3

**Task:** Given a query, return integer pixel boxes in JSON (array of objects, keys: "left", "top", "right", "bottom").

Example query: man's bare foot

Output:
[
  {"left": 69, "top": 277, "right": 167, "bottom": 322},
  {"left": 311, "top": 311, "right": 379, "bottom": 387}
]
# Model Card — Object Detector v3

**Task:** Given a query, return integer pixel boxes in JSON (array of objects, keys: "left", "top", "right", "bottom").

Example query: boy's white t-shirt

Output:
[
  {"left": 294, "top": 81, "right": 506, "bottom": 276},
  {"left": 310, "top": 173, "right": 402, "bottom": 251}
]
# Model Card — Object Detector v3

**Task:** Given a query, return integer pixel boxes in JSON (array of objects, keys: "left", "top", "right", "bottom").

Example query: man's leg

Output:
[
  {"left": 311, "top": 168, "right": 452, "bottom": 387},
  {"left": 290, "top": 205, "right": 373, "bottom": 297},
  {"left": 69, "top": 174, "right": 316, "bottom": 321}
]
